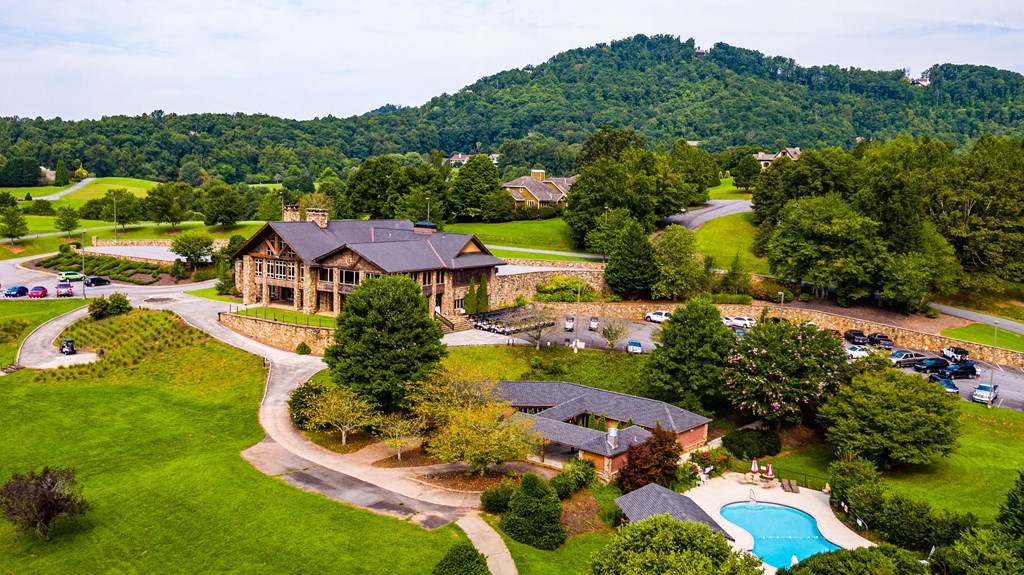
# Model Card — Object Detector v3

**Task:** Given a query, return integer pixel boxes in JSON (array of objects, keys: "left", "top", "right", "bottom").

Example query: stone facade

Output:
[
  {"left": 502, "top": 258, "right": 606, "bottom": 271},
  {"left": 92, "top": 237, "right": 230, "bottom": 248},
  {"left": 489, "top": 270, "right": 607, "bottom": 308},
  {"left": 217, "top": 312, "right": 334, "bottom": 356},
  {"left": 541, "top": 301, "right": 1024, "bottom": 369},
  {"left": 70, "top": 246, "right": 169, "bottom": 267}
]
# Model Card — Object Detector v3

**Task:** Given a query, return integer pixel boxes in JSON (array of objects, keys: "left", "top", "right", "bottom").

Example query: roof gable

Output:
[{"left": 615, "top": 484, "right": 733, "bottom": 540}]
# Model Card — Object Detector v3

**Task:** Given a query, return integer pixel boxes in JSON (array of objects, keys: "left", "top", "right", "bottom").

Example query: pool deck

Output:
[{"left": 687, "top": 472, "right": 873, "bottom": 574}]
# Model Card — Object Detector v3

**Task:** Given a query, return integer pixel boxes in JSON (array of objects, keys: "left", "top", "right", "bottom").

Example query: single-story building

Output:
[
  {"left": 615, "top": 483, "right": 733, "bottom": 540},
  {"left": 498, "top": 380, "right": 711, "bottom": 478},
  {"left": 501, "top": 169, "right": 575, "bottom": 208}
]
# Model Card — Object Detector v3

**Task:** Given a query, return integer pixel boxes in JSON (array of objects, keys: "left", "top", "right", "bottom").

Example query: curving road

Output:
[
  {"left": 30, "top": 177, "right": 95, "bottom": 200},
  {"left": 662, "top": 199, "right": 753, "bottom": 230}
]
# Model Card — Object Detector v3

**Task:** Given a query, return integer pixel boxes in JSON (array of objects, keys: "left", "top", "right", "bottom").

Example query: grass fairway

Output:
[
  {"left": 447, "top": 219, "right": 582, "bottom": 253},
  {"left": 694, "top": 211, "right": 769, "bottom": 275},
  {"left": 0, "top": 300, "right": 87, "bottom": 365},
  {"left": 65, "top": 177, "right": 158, "bottom": 201},
  {"left": 941, "top": 323, "right": 1024, "bottom": 353},
  {"left": 0, "top": 309, "right": 462, "bottom": 573},
  {"left": 502, "top": 531, "right": 611, "bottom": 575},
  {"left": 490, "top": 249, "right": 598, "bottom": 263},
  {"left": 25, "top": 215, "right": 108, "bottom": 233},
  {"left": 770, "top": 402, "right": 1024, "bottom": 524},
  {"left": 185, "top": 287, "right": 242, "bottom": 303},
  {"left": 708, "top": 177, "right": 753, "bottom": 200},
  {"left": 1, "top": 184, "right": 72, "bottom": 198}
]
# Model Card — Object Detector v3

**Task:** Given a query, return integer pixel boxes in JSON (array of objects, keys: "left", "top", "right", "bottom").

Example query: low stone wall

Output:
[
  {"left": 92, "top": 237, "right": 230, "bottom": 248},
  {"left": 72, "top": 246, "right": 170, "bottom": 267},
  {"left": 218, "top": 312, "right": 334, "bottom": 356},
  {"left": 502, "top": 258, "right": 605, "bottom": 270},
  {"left": 490, "top": 270, "right": 608, "bottom": 308},
  {"left": 540, "top": 301, "right": 1024, "bottom": 369}
]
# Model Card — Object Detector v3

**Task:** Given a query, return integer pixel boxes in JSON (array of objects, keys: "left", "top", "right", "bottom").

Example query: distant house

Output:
[
  {"left": 615, "top": 483, "right": 733, "bottom": 539},
  {"left": 754, "top": 147, "right": 802, "bottom": 169},
  {"left": 447, "top": 153, "right": 500, "bottom": 166},
  {"left": 500, "top": 169, "right": 576, "bottom": 209},
  {"left": 694, "top": 46, "right": 710, "bottom": 58},
  {"left": 910, "top": 77, "right": 930, "bottom": 87},
  {"left": 232, "top": 208, "right": 504, "bottom": 316},
  {"left": 498, "top": 380, "right": 711, "bottom": 478}
]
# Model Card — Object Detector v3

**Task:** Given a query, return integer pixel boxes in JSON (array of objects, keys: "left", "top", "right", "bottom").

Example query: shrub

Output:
[
  {"left": 534, "top": 275, "right": 596, "bottom": 303},
  {"left": 169, "top": 259, "right": 189, "bottom": 280},
  {"left": 549, "top": 473, "right": 575, "bottom": 500},
  {"left": 721, "top": 429, "right": 782, "bottom": 460},
  {"left": 690, "top": 447, "right": 732, "bottom": 477},
  {"left": 432, "top": 541, "right": 490, "bottom": 575},
  {"left": 0, "top": 318, "right": 29, "bottom": 344},
  {"left": 0, "top": 466, "right": 89, "bottom": 541},
  {"left": 827, "top": 456, "right": 880, "bottom": 506},
  {"left": 215, "top": 275, "right": 238, "bottom": 296},
  {"left": 88, "top": 297, "right": 111, "bottom": 320},
  {"left": 924, "top": 305, "right": 940, "bottom": 319},
  {"left": 107, "top": 293, "right": 132, "bottom": 317},
  {"left": 619, "top": 427, "right": 684, "bottom": 493},
  {"left": 563, "top": 458, "right": 596, "bottom": 490},
  {"left": 708, "top": 293, "right": 753, "bottom": 305},
  {"left": 295, "top": 342, "right": 311, "bottom": 355},
  {"left": 480, "top": 482, "right": 516, "bottom": 514},
  {"left": 749, "top": 279, "right": 793, "bottom": 303},
  {"left": 287, "top": 379, "right": 330, "bottom": 429},
  {"left": 513, "top": 294, "right": 528, "bottom": 307},
  {"left": 191, "top": 267, "right": 220, "bottom": 282},
  {"left": 672, "top": 463, "right": 701, "bottom": 492},
  {"left": 798, "top": 293, "right": 811, "bottom": 302},
  {"left": 500, "top": 474, "right": 566, "bottom": 550}
]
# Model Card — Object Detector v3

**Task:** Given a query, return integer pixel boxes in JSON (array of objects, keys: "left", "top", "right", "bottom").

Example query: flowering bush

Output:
[{"left": 691, "top": 447, "right": 732, "bottom": 476}]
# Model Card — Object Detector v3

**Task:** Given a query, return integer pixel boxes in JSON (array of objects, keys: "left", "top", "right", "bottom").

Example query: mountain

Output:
[{"left": 3, "top": 34, "right": 1024, "bottom": 182}]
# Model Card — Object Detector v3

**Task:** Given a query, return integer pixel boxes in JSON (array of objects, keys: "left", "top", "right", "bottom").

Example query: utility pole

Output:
[
  {"left": 81, "top": 230, "right": 87, "bottom": 300},
  {"left": 426, "top": 196, "right": 431, "bottom": 223},
  {"left": 112, "top": 191, "right": 118, "bottom": 241}
]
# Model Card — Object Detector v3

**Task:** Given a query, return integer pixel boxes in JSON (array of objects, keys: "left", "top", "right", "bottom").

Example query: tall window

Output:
[
  {"left": 319, "top": 268, "right": 333, "bottom": 282},
  {"left": 337, "top": 269, "right": 360, "bottom": 285},
  {"left": 254, "top": 259, "right": 263, "bottom": 277},
  {"left": 435, "top": 270, "right": 443, "bottom": 284}
]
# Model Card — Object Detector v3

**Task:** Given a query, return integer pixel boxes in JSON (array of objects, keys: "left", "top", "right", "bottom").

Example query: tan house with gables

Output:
[
  {"left": 233, "top": 207, "right": 505, "bottom": 316},
  {"left": 501, "top": 169, "right": 576, "bottom": 208},
  {"left": 754, "top": 147, "right": 802, "bottom": 169}
]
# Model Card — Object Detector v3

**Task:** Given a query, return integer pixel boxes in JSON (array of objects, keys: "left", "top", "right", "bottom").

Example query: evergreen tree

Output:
[
  {"left": 732, "top": 153, "right": 761, "bottom": 190},
  {"left": 605, "top": 219, "right": 659, "bottom": 299},
  {"left": 500, "top": 474, "right": 566, "bottom": 550},
  {"left": 464, "top": 278, "right": 478, "bottom": 315},
  {"left": 719, "top": 251, "right": 751, "bottom": 294},
  {"left": 652, "top": 224, "right": 704, "bottom": 301},
  {"left": 451, "top": 154, "right": 500, "bottom": 219},
  {"left": 54, "top": 159, "right": 69, "bottom": 186},
  {"left": 996, "top": 469, "right": 1024, "bottom": 540},
  {"left": 477, "top": 274, "right": 489, "bottom": 312}
]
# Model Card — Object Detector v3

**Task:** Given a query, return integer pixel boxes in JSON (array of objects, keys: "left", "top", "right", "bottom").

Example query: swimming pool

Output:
[{"left": 720, "top": 502, "right": 840, "bottom": 568}]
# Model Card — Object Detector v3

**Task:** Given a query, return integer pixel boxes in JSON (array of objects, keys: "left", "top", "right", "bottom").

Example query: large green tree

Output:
[
  {"left": 645, "top": 298, "right": 735, "bottom": 409},
  {"left": 254, "top": 189, "right": 283, "bottom": 221},
  {"left": 203, "top": 182, "right": 246, "bottom": 227},
  {"left": 54, "top": 206, "right": 79, "bottom": 237},
  {"left": 605, "top": 219, "right": 659, "bottom": 299},
  {"left": 169, "top": 230, "right": 214, "bottom": 271},
  {"left": 145, "top": 181, "right": 194, "bottom": 230},
  {"left": 590, "top": 516, "right": 762, "bottom": 575},
  {"left": 0, "top": 207, "right": 28, "bottom": 243},
  {"left": 575, "top": 126, "right": 646, "bottom": 171},
  {"left": 996, "top": 470, "right": 1024, "bottom": 540},
  {"left": 102, "top": 188, "right": 142, "bottom": 231},
  {"left": 819, "top": 368, "right": 961, "bottom": 467},
  {"left": 451, "top": 154, "right": 500, "bottom": 219},
  {"left": 652, "top": 224, "right": 704, "bottom": 301},
  {"left": 778, "top": 544, "right": 927, "bottom": 575},
  {"left": 347, "top": 155, "right": 403, "bottom": 218},
  {"left": 936, "top": 529, "right": 1024, "bottom": 575},
  {"left": 324, "top": 275, "right": 446, "bottom": 411},
  {"left": 731, "top": 153, "right": 761, "bottom": 190}
]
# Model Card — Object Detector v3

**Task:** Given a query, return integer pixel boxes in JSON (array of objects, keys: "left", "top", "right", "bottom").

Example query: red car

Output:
[
  {"left": 28, "top": 286, "right": 48, "bottom": 298},
  {"left": 55, "top": 283, "right": 74, "bottom": 297}
]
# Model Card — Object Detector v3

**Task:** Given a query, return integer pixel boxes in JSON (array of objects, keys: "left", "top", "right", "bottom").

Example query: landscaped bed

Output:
[
  {"left": 415, "top": 470, "right": 523, "bottom": 492},
  {"left": 34, "top": 252, "right": 174, "bottom": 285}
]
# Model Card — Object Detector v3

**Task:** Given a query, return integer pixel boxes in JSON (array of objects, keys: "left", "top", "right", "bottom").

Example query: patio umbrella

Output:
[
  {"left": 750, "top": 457, "right": 758, "bottom": 474},
  {"left": 791, "top": 555, "right": 799, "bottom": 567},
  {"left": 765, "top": 462, "right": 774, "bottom": 479}
]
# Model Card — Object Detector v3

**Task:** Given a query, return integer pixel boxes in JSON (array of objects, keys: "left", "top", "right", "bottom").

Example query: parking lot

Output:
[{"left": 538, "top": 313, "right": 1024, "bottom": 412}]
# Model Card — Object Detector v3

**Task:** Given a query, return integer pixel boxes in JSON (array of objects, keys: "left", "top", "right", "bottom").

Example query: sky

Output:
[{"left": 2, "top": 0, "right": 1023, "bottom": 121}]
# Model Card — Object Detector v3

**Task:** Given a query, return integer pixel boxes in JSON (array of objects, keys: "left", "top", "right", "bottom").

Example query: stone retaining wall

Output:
[
  {"left": 540, "top": 301, "right": 1024, "bottom": 369},
  {"left": 92, "top": 237, "right": 230, "bottom": 248},
  {"left": 218, "top": 312, "right": 334, "bottom": 356},
  {"left": 502, "top": 258, "right": 606, "bottom": 270},
  {"left": 70, "top": 246, "right": 170, "bottom": 267},
  {"left": 490, "top": 270, "right": 608, "bottom": 308}
]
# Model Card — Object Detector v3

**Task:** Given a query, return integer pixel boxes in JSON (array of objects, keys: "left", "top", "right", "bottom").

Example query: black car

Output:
[
  {"left": 843, "top": 329, "right": 869, "bottom": 344},
  {"left": 939, "top": 361, "right": 978, "bottom": 380},
  {"left": 84, "top": 276, "right": 111, "bottom": 286},
  {"left": 890, "top": 350, "right": 927, "bottom": 368},
  {"left": 928, "top": 374, "right": 960, "bottom": 394},
  {"left": 867, "top": 333, "right": 894, "bottom": 349},
  {"left": 914, "top": 358, "right": 950, "bottom": 373}
]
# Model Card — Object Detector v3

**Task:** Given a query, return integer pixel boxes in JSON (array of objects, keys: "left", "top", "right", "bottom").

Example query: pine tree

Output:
[
  {"left": 605, "top": 219, "right": 659, "bottom": 299},
  {"left": 996, "top": 470, "right": 1024, "bottom": 540},
  {"left": 477, "top": 274, "right": 489, "bottom": 312},
  {"left": 464, "top": 278, "right": 478, "bottom": 315},
  {"left": 54, "top": 159, "right": 69, "bottom": 186},
  {"left": 597, "top": 413, "right": 607, "bottom": 431}
]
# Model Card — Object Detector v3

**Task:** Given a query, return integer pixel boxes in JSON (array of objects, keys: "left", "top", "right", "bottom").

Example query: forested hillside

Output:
[{"left": 2, "top": 34, "right": 1023, "bottom": 182}]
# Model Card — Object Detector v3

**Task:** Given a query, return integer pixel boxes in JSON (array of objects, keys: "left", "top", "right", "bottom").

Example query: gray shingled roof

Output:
[
  {"left": 615, "top": 484, "right": 733, "bottom": 540},
  {"left": 545, "top": 176, "right": 577, "bottom": 195},
  {"left": 501, "top": 176, "right": 565, "bottom": 203},
  {"left": 498, "top": 381, "right": 711, "bottom": 433}
]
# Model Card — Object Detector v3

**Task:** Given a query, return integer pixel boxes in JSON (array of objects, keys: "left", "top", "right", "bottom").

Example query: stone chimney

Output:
[
  {"left": 282, "top": 205, "right": 301, "bottom": 222},
  {"left": 607, "top": 427, "right": 618, "bottom": 450},
  {"left": 530, "top": 169, "right": 546, "bottom": 182},
  {"left": 306, "top": 208, "right": 329, "bottom": 229}
]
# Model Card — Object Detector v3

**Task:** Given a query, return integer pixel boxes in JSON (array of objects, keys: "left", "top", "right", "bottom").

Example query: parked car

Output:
[
  {"left": 645, "top": 310, "right": 670, "bottom": 323},
  {"left": 941, "top": 347, "right": 970, "bottom": 363},
  {"left": 843, "top": 329, "right": 869, "bottom": 344},
  {"left": 28, "top": 286, "right": 48, "bottom": 298},
  {"left": 845, "top": 345, "right": 870, "bottom": 359},
  {"left": 730, "top": 316, "right": 757, "bottom": 328},
  {"left": 84, "top": 276, "right": 110, "bottom": 286},
  {"left": 889, "top": 350, "right": 928, "bottom": 368},
  {"left": 57, "top": 271, "right": 86, "bottom": 282},
  {"left": 939, "top": 361, "right": 978, "bottom": 380},
  {"left": 867, "top": 333, "right": 894, "bottom": 349},
  {"left": 721, "top": 316, "right": 733, "bottom": 327},
  {"left": 972, "top": 383, "right": 999, "bottom": 404},
  {"left": 914, "top": 358, "right": 950, "bottom": 373},
  {"left": 928, "top": 374, "right": 960, "bottom": 394},
  {"left": 4, "top": 286, "right": 28, "bottom": 298},
  {"left": 626, "top": 340, "right": 643, "bottom": 354},
  {"left": 55, "top": 283, "right": 74, "bottom": 297},
  {"left": 589, "top": 316, "right": 599, "bottom": 331},
  {"left": 564, "top": 316, "right": 575, "bottom": 332},
  {"left": 733, "top": 329, "right": 746, "bottom": 340}
]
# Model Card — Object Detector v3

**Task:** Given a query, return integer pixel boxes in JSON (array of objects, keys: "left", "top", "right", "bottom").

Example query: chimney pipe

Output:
[{"left": 607, "top": 427, "right": 618, "bottom": 449}]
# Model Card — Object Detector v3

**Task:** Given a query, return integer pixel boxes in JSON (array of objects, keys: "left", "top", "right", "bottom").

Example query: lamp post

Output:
[
  {"left": 426, "top": 196, "right": 431, "bottom": 223},
  {"left": 81, "top": 230, "right": 87, "bottom": 300},
  {"left": 990, "top": 320, "right": 999, "bottom": 409},
  {"left": 603, "top": 205, "right": 609, "bottom": 263},
  {"left": 778, "top": 291, "right": 785, "bottom": 308}
]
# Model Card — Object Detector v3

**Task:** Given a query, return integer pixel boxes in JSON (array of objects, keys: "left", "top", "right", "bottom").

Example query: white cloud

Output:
[{"left": 1, "top": 0, "right": 1022, "bottom": 120}]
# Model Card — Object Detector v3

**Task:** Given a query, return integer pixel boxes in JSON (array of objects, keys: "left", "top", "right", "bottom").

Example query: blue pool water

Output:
[{"left": 720, "top": 502, "right": 841, "bottom": 568}]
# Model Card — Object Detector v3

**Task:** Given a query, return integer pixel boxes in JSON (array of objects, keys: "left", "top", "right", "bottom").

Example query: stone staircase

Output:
[
  {"left": 437, "top": 314, "right": 474, "bottom": 334},
  {"left": 1, "top": 363, "right": 22, "bottom": 375}
]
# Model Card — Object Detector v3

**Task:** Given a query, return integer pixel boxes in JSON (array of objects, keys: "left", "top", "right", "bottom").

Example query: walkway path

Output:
[
  {"left": 31, "top": 177, "right": 94, "bottom": 200},
  {"left": 488, "top": 244, "right": 602, "bottom": 260},
  {"left": 932, "top": 303, "right": 1024, "bottom": 336},
  {"left": 661, "top": 199, "right": 753, "bottom": 230}
]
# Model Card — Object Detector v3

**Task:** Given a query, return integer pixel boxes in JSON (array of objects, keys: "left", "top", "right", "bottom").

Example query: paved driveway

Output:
[{"left": 662, "top": 199, "right": 753, "bottom": 230}]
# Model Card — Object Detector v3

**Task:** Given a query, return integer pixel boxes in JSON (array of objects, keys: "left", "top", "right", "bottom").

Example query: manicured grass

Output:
[
  {"left": 24, "top": 215, "right": 108, "bottom": 233},
  {"left": 447, "top": 219, "right": 583, "bottom": 252},
  {"left": 0, "top": 300, "right": 87, "bottom": 365},
  {"left": 236, "top": 306, "right": 338, "bottom": 328},
  {"left": 2, "top": 184, "right": 72, "bottom": 198},
  {"left": 0, "top": 234, "right": 77, "bottom": 260},
  {"left": 708, "top": 177, "right": 753, "bottom": 200},
  {"left": 941, "top": 323, "right": 1024, "bottom": 353},
  {"left": 185, "top": 287, "right": 242, "bottom": 303},
  {"left": 444, "top": 346, "right": 647, "bottom": 396},
  {"left": 502, "top": 531, "right": 611, "bottom": 575},
  {"left": 770, "top": 402, "right": 1024, "bottom": 524},
  {"left": 64, "top": 177, "right": 157, "bottom": 201},
  {"left": 695, "top": 211, "right": 769, "bottom": 275},
  {"left": 0, "top": 310, "right": 462, "bottom": 572},
  {"left": 490, "top": 249, "right": 598, "bottom": 263}
]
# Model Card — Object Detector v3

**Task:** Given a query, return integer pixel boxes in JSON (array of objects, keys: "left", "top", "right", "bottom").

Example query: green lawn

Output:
[
  {"left": 65, "top": 177, "right": 157, "bottom": 200},
  {"left": 490, "top": 249, "right": 598, "bottom": 263},
  {"left": 941, "top": 323, "right": 1024, "bottom": 353},
  {"left": 708, "top": 177, "right": 753, "bottom": 200},
  {"left": 447, "top": 219, "right": 583, "bottom": 253},
  {"left": 235, "top": 307, "right": 337, "bottom": 328},
  {"left": 185, "top": 287, "right": 243, "bottom": 304},
  {"left": 938, "top": 281, "right": 1024, "bottom": 325},
  {"left": 2, "top": 184, "right": 72, "bottom": 198},
  {"left": 770, "top": 402, "right": 1024, "bottom": 524},
  {"left": 502, "top": 531, "right": 611, "bottom": 575},
  {"left": 25, "top": 215, "right": 108, "bottom": 234},
  {"left": 0, "top": 300, "right": 88, "bottom": 365},
  {"left": 0, "top": 309, "right": 463, "bottom": 573},
  {"left": 694, "top": 211, "right": 769, "bottom": 275}
]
